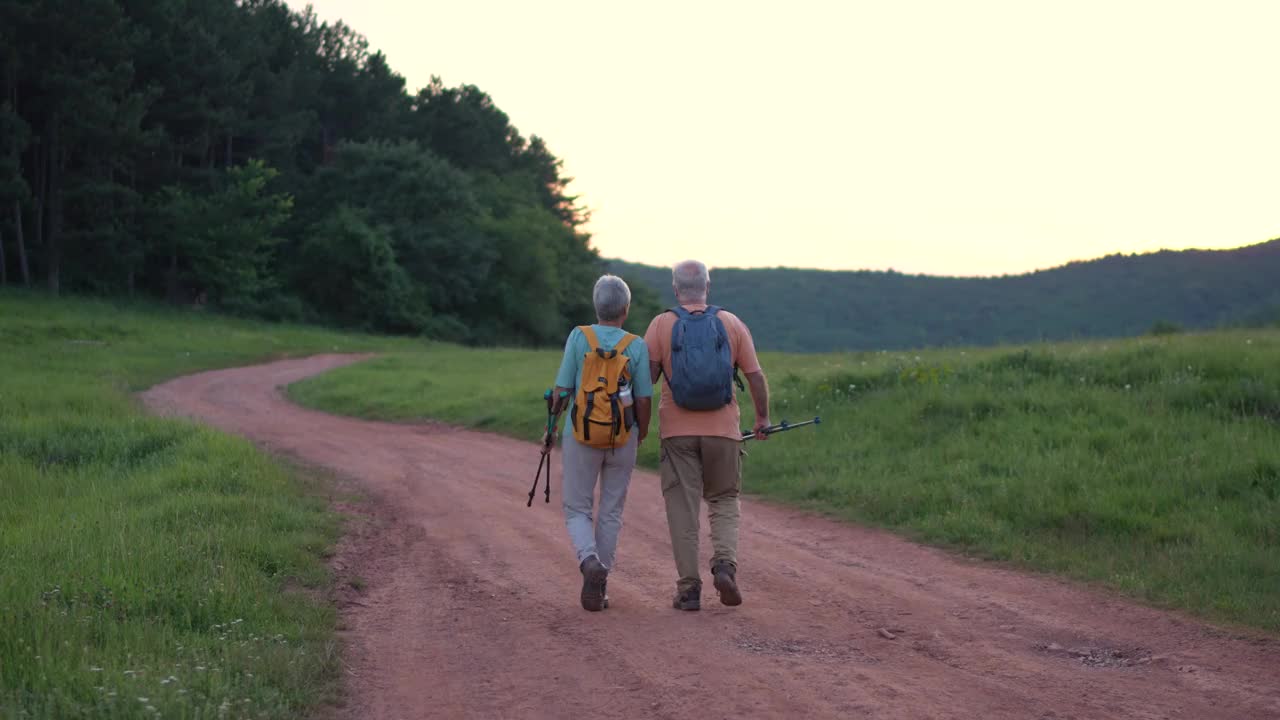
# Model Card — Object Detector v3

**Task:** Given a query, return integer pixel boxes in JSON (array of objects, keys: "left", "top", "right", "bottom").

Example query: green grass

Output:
[
  {"left": 289, "top": 329, "right": 1280, "bottom": 632},
  {"left": 0, "top": 290, "right": 406, "bottom": 718}
]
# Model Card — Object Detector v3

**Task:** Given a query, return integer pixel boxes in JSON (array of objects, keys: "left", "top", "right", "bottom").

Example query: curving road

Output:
[{"left": 142, "top": 355, "right": 1280, "bottom": 720}]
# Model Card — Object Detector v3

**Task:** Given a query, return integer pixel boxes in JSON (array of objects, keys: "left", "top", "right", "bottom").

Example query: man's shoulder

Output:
[
  {"left": 643, "top": 312, "right": 674, "bottom": 337},
  {"left": 714, "top": 308, "right": 751, "bottom": 332},
  {"left": 562, "top": 326, "right": 589, "bottom": 352}
]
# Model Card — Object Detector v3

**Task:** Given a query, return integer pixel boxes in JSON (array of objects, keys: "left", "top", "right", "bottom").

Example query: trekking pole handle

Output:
[
  {"left": 542, "top": 389, "right": 570, "bottom": 445},
  {"left": 740, "top": 416, "right": 822, "bottom": 441}
]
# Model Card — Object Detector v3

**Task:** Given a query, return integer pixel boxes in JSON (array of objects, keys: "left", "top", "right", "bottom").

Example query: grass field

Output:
[
  {"left": 289, "top": 329, "right": 1280, "bottom": 632},
  {"left": 4, "top": 289, "right": 1276, "bottom": 720},
  {"left": 0, "top": 291, "right": 404, "bottom": 718}
]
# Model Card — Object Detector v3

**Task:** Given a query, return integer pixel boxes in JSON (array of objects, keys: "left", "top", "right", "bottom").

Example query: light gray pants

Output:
[{"left": 561, "top": 431, "right": 639, "bottom": 570}]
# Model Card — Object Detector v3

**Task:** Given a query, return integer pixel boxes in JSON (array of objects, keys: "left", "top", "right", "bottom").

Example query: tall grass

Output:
[
  {"left": 289, "top": 329, "right": 1280, "bottom": 631},
  {"left": 0, "top": 291, "right": 401, "bottom": 718}
]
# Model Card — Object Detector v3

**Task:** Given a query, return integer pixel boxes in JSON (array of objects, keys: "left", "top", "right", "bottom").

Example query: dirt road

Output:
[{"left": 142, "top": 355, "right": 1280, "bottom": 719}]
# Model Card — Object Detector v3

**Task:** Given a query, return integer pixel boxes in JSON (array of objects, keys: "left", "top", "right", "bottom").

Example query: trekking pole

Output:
[
  {"left": 527, "top": 389, "right": 568, "bottom": 507},
  {"left": 740, "top": 416, "right": 822, "bottom": 442}
]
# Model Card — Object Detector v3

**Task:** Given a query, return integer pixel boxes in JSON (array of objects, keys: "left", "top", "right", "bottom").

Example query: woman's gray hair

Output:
[
  {"left": 672, "top": 260, "right": 710, "bottom": 300},
  {"left": 593, "top": 274, "right": 631, "bottom": 322}
]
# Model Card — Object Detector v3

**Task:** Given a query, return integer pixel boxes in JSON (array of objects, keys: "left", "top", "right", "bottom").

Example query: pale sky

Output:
[{"left": 300, "top": 1, "right": 1280, "bottom": 276}]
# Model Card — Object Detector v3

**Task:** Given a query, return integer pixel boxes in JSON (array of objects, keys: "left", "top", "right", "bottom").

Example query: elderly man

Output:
[
  {"left": 644, "top": 260, "right": 770, "bottom": 611},
  {"left": 549, "top": 275, "right": 653, "bottom": 611}
]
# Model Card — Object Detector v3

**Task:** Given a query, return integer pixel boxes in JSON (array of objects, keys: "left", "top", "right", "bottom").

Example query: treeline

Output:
[
  {"left": 0, "top": 0, "right": 654, "bottom": 343},
  {"left": 611, "top": 239, "right": 1280, "bottom": 351}
]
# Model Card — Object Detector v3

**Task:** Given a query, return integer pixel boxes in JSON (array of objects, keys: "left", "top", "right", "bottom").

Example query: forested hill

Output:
[
  {"left": 0, "top": 0, "right": 608, "bottom": 345},
  {"left": 609, "top": 240, "right": 1280, "bottom": 351}
]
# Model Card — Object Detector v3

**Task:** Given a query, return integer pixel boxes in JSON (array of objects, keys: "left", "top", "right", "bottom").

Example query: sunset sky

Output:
[{"left": 300, "top": 1, "right": 1280, "bottom": 276}]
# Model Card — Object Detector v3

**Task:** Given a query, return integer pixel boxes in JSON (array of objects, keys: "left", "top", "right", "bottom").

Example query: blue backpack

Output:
[{"left": 666, "top": 306, "right": 742, "bottom": 411}]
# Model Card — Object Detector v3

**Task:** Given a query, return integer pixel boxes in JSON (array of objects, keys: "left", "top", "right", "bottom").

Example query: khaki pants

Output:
[{"left": 660, "top": 436, "right": 742, "bottom": 591}]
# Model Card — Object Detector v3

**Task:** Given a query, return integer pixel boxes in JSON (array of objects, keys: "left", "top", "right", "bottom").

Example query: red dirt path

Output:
[{"left": 142, "top": 355, "right": 1280, "bottom": 719}]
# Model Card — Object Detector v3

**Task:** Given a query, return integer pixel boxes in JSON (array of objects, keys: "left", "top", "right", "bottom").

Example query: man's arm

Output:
[
  {"left": 547, "top": 328, "right": 581, "bottom": 446},
  {"left": 635, "top": 396, "right": 652, "bottom": 445},
  {"left": 745, "top": 370, "right": 770, "bottom": 440},
  {"left": 643, "top": 314, "right": 665, "bottom": 385}
]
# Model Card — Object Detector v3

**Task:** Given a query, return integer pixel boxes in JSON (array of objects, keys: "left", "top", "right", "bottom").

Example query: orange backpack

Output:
[{"left": 571, "top": 326, "right": 638, "bottom": 449}]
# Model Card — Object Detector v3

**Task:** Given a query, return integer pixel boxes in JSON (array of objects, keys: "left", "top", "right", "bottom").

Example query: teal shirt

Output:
[{"left": 555, "top": 326, "right": 654, "bottom": 423}]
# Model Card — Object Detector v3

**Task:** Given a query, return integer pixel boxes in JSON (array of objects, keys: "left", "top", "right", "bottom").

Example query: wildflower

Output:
[{"left": 137, "top": 697, "right": 149, "bottom": 703}]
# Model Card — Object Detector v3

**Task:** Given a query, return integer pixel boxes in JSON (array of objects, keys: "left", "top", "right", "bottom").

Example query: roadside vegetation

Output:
[{"left": 0, "top": 291, "right": 402, "bottom": 718}]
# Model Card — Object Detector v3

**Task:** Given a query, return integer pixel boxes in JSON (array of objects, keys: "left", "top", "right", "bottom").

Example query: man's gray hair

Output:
[
  {"left": 672, "top": 260, "right": 710, "bottom": 300},
  {"left": 593, "top": 274, "right": 631, "bottom": 322}
]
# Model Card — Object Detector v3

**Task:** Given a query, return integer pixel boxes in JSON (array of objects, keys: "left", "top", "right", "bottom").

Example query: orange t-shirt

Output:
[{"left": 643, "top": 304, "right": 763, "bottom": 440}]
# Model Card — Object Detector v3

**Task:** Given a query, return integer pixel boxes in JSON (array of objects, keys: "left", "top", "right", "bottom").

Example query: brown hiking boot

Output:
[
  {"left": 580, "top": 556, "right": 607, "bottom": 612},
  {"left": 672, "top": 583, "right": 701, "bottom": 611},
  {"left": 712, "top": 561, "right": 742, "bottom": 606}
]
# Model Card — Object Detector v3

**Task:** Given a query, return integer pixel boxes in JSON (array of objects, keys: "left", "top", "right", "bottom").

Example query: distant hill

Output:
[{"left": 608, "top": 239, "right": 1280, "bottom": 352}]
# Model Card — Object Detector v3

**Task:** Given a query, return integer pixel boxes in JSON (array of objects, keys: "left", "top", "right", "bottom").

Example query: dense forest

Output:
[
  {"left": 611, "top": 239, "right": 1280, "bottom": 351},
  {"left": 0, "top": 0, "right": 665, "bottom": 342}
]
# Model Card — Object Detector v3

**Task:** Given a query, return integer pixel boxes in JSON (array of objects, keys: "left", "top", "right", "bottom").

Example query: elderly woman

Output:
[{"left": 548, "top": 275, "right": 653, "bottom": 611}]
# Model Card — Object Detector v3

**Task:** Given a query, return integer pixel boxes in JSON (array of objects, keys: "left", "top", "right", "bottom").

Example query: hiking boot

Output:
[
  {"left": 672, "top": 584, "right": 701, "bottom": 611},
  {"left": 580, "top": 556, "right": 608, "bottom": 612},
  {"left": 712, "top": 561, "right": 742, "bottom": 607}
]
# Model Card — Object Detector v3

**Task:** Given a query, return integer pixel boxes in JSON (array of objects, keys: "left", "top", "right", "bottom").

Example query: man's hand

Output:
[
  {"left": 753, "top": 417, "right": 771, "bottom": 441},
  {"left": 541, "top": 429, "right": 555, "bottom": 452}
]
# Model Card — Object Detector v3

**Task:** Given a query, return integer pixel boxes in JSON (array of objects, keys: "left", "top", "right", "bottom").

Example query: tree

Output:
[
  {"left": 155, "top": 161, "right": 291, "bottom": 312},
  {"left": 0, "top": 0, "right": 609, "bottom": 346},
  {"left": 14, "top": 0, "right": 149, "bottom": 293},
  {"left": 296, "top": 206, "right": 428, "bottom": 332},
  {"left": 0, "top": 100, "right": 29, "bottom": 285},
  {"left": 293, "top": 140, "right": 488, "bottom": 334}
]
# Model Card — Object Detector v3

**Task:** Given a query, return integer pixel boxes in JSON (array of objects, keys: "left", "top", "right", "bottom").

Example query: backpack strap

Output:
[
  {"left": 579, "top": 325, "right": 601, "bottom": 351},
  {"left": 613, "top": 333, "right": 639, "bottom": 382},
  {"left": 612, "top": 332, "right": 638, "bottom": 355},
  {"left": 672, "top": 305, "right": 721, "bottom": 317}
]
